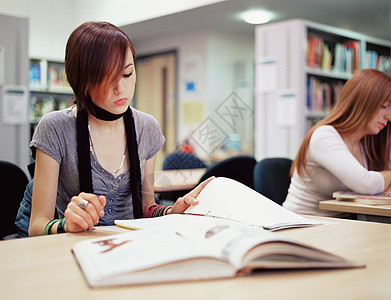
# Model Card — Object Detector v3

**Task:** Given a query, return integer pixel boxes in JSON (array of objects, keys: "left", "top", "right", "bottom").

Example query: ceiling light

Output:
[{"left": 242, "top": 10, "right": 272, "bottom": 25}]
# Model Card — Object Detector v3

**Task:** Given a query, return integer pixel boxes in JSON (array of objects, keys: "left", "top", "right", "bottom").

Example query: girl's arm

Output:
[
  {"left": 28, "top": 149, "right": 60, "bottom": 236},
  {"left": 29, "top": 149, "right": 106, "bottom": 236},
  {"left": 310, "top": 126, "right": 384, "bottom": 194},
  {"left": 380, "top": 170, "right": 391, "bottom": 191},
  {"left": 142, "top": 154, "right": 158, "bottom": 210}
]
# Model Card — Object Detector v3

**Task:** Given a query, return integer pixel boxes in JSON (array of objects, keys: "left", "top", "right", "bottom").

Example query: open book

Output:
[
  {"left": 333, "top": 191, "right": 391, "bottom": 205},
  {"left": 183, "top": 177, "right": 321, "bottom": 230},
  {"left": 73, "top": 215, "right": 363, "bottom": 288}
]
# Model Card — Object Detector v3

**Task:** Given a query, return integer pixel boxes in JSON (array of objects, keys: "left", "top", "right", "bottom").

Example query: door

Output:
[{"left": 134, "top": 51, "right": 177, "bottom": 170}]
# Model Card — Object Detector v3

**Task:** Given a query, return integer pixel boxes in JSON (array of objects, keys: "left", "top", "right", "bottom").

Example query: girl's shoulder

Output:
[
  {"left": 131, "top": 107, "right": 161, "bottom": 129},
  {"left": 313, "top": 125, "right": 339, "bottom": 137},
  {"left": 311, "top": 125, "right": 343, "bottom": 146},
  {"left": 39, "top": 106, "right": 75, "bottom": 126},
  {"left": 131, "top": 107, "right": 156, "bottom": 122}
]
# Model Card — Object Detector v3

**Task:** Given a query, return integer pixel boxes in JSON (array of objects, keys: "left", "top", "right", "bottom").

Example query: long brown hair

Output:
[
  {"left": 292, "top": 69, "right": 391, "bottom": 177},
  {"left": 65, "top": 21, "right": 136, "bottom": 114}
]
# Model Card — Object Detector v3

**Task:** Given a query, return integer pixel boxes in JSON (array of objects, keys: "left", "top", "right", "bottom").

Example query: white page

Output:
[
  {"left": 184, "top": 177, "right": 320, "bottom": 229},
  {"left": 74, "top": 229, "right": 220, "bottom": 278},
  {"left": 2, "top": 85, "right": 28, "bottom": 124},
  {"left": 115, "top": 215, "right": 290, "bottom": 268},
  {"left": 256, "top": 57, "right": 277, "bottom": 92},
  {"left": 276, "top": 90, "right": 297, "bottom": 128}
]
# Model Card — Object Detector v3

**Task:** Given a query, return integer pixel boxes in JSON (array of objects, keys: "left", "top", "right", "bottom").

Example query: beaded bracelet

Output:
[
  {"left": 152, "top": 205, "right": 173, "bottom": 217},
  {"left": 57, "top": 218, "right": 66, "bottom": 234},
  {"left": 144, "top": 204, "right": 173, "bottom": 218},
  {"left": 44, "top": 218, "right": 61, "bottom": 235}
]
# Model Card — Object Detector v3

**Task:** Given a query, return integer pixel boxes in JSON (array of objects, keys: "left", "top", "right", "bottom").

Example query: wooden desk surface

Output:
[
  {"left": 320, "top": 199, "right": 391, "bottom": 217},
  {"left": 1, "top": 216, "right": 390, "bottom": 299},
  {"left": 154, "top": 168, "right": 206, "bottom": 192}
]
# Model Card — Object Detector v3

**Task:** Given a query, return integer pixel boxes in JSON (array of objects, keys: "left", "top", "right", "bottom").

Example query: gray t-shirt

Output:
[{"left": 30, "top": 106, "right": 165, "bottom": 225}]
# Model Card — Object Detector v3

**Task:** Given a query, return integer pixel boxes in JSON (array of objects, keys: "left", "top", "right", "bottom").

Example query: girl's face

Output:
[
  {"left": 366, "top": 101, "right": 391, "bottom": 135},
  {"left": 90, "top": 48, "right": 136, "bottom": 114}
]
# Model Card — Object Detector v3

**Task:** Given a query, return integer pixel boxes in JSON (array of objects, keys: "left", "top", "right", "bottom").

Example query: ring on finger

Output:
[{"left": 79, "top": 199, "right": 89, "bottom": 209}]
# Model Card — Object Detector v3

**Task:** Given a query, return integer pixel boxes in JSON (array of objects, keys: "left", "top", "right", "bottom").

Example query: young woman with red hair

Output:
[{"left": 27, "top": 21, "right": 212, "bottom": 236}]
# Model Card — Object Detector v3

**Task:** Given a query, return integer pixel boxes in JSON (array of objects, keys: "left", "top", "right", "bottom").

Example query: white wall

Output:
[
  {"left": 0, "top": 0, "right": 76, "bottom": 60},
  {"left": 73, "top": 0, "right": 225, "bottom": 27},
  {"left": 128, "top": 28, "right": 255, "bottom": 158},
  {"left": 206, "top": 32, "right": 255, "bottom": 156},
  {"left": 0, "top": 0, "right": 224, "bottom": 60}
]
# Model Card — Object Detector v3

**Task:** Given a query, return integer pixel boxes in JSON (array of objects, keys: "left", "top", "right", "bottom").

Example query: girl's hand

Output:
[
  {"left": 64, "top": 192, "right": 106, "bottom": 232},
  {"left": 169, "top": 176, "right": 215, "bottom": 214}
]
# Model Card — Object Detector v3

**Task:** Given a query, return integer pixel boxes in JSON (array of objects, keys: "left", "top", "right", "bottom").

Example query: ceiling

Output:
[{"left": 122, "top": 0, "right": 390, "bottom": 45}]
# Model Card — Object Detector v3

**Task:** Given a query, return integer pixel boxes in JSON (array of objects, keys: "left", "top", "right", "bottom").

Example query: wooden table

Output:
[
  {"left": 154, "top": 168, "right": 206, "bottom": 192},
  {"left": 1, "top": 216, "right": 390, "bottom": 299},
  {"left": 320, "top": 199, "right": 391, "bottom": 217}
]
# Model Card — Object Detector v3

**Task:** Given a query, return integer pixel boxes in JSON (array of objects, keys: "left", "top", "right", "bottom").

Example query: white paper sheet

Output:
[{"left": 2, "top": 85, "right": 28, "bottom": 124}]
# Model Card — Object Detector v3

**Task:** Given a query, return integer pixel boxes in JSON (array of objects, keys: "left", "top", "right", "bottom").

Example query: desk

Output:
[
  {"left": 320, "top": 199, "right": 391, "bottom": 217},
  {"left": 1, "top": 216, "right": 390, "bottom": 299},
  {"left": 154, "top": 168, "right": 206, "bottom": 192}
]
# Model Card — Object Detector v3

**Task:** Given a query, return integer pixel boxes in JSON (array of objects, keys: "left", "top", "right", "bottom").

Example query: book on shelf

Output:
[
  {"left": 333, "top": 191, "right": 391, "bottom": 205},
  {"left": 183, "top": 177, "right": 321, "bottom": 230},
  {"left": 365, "top": 50, "right": 391, "bottom": 74},
  {"left": 306, "top": 77, "right": 344, "bottom": 114},
  {"left": 73, "top": 214, "right": 363, "bottom": 288},
  {"left": 306, "top": 36, "right": 360, "bottom": 74}
]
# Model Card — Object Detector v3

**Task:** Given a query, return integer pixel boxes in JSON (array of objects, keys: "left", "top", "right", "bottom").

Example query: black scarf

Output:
[{"left": 76, "top": 104, "right": 143, "bottom": 219}]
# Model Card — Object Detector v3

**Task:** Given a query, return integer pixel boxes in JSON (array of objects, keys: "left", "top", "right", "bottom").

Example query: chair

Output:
[
  {"left": 0, "top": 160, "right": 29, "bottom": 239},
  {"left": 198, "top": 155, "right": 256, "bottom": 189},
  {"left": 162, "top": 152, "right": 207, "bottom": 170},
  {"left": 253, "top": 157, "right": 293, "bottom": 205}
]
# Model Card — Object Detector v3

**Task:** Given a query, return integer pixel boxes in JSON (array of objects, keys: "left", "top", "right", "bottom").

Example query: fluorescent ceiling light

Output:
[{"left": 242, "top": 10, "right": 272, "bottom": 25}]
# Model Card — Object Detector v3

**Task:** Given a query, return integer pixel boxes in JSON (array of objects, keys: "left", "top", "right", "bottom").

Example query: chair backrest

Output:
[
  {"left": 0, "top": 160, "right": 29, "bottom": 239},
  {"left": 198, "top": 155, "right": 256, "bottom": 189},
  {"left": 163, "top": 152, "right": 207, "bottom": 170},
  {"left": 253, "top": 157, "right": 293, "bottom": 205}
]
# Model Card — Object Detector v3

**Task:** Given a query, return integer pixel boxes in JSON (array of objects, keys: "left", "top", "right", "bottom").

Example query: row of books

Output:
[
  {"left": 29, "top": 62, "right": 43, "bottom": 88},
  {"left": 29, "top": 62, "right": 71, "bottom": 90},
  {"left": 47, "top": 65, "right": 70, "bottom": 88},
  {"left": 29, "top": 93, "right": 73, "bottom": 124},
  {"left": 365, "top": 50, "right": 391, "bottom": 74},
  {"left": 306, "top": 36, "right": 360, "bottom": 74},
  {"left": 306, "top": 76, "right": 345, "bottom": 113}
]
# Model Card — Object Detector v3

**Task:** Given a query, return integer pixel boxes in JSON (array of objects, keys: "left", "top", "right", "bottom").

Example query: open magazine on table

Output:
[
  {"left": 182, "top": 177, "right": 321, "bottom": 230},
  {"left": 72, "top": 214, "right": 363, "bottom": 288}
]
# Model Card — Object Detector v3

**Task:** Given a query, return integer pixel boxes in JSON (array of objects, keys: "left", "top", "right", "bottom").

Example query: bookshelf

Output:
[
  {"left": 29, "top": 59, "right": 74, "bottom": 133},
  {"left": 254, "top": 19, "right": 390, "bottom": 160}
]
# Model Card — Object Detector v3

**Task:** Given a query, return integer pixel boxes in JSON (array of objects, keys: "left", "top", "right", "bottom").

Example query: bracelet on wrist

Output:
[
  {"left": 44, "top": 219, "right": 61, "bottom": 235},
  {"left": 57, "top": 218, "right": 66, "bottom": 234}
]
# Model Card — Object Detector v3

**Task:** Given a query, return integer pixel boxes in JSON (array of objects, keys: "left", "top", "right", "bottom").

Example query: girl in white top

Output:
[{"left": 283, "top": 69, "right": 391, "bottom": 217}]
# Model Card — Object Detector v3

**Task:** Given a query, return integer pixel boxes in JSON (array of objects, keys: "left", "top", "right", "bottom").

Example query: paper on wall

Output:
[{"left": 2, "top": 85, "right": 28, "bottom": 125}]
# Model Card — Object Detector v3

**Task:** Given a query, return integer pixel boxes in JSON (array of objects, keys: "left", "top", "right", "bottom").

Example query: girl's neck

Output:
[
  {"left": 340, "top": 130, "right": 366, "bottom": 166},
  {"left": 88, "top": 114, "right": 124, "bottom": 133},
  {"left": 90, "top": 100, "right": 126, "bottom": 121},
  {"left": 340, "top": 128, "right": 365, "bottom": 148}
]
